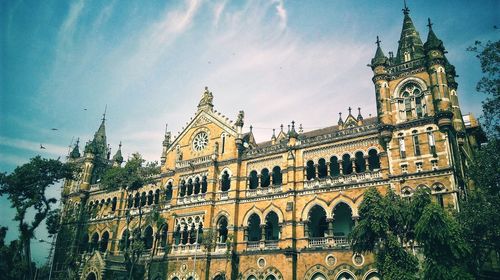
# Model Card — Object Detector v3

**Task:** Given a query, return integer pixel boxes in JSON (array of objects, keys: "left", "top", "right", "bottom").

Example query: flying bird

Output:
[
  {"left": 40, "top": 144, "right": 46, "bottom": 149},
  {"left": 84, "top": 108, "right": 87, "bottom": 111},
  {"left": 51, "top": 128, "right": 58, "bottom": 131}
]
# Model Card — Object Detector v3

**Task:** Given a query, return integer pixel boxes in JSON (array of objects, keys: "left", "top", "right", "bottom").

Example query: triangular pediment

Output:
[{"left": 167, "top": 109, "right": 238, "bottom": 154}]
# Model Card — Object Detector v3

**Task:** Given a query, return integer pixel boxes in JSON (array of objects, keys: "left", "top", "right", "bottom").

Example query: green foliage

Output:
[
  {"left": 416, "top": 204, "right": 473, "bottom": 280},
  {"left": 0, "top": 156, "right": 76, "bottom": 280},
  {"left": 46, "top": 209, "right": 61, "bottom": 236},
  {"left": 351, "top": 186, "right": 472, "bottom": 279},
  {"left": 458, "top": 139, "right": 500, "bottom": 276},
  {"left": 101, "top": 153, "right": 160, "bottom": 191},
  {"left": 0, "top": 227, "right": 34, "bottom": 280},
  {"left": 467, "top": 40, "right": 500, "bottom": 137}
]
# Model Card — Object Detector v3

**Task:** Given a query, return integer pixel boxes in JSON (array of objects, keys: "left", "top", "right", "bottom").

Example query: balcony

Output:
[
  {"left": 177, "top": 193, "right": 206, "bottom": 204},
  {"left": 246, "top": 185, "right": 283, "bottom": 198},
  {"left": 304, "top": 170, "right": 382, "bottom": 189},
  {"left": 307, "top": 237, "right": 349, "bottom": 248},
  {"left": 171, "top": 243, "right": 201, "bottom": 254},
  {"left": 215, "top": 242, "right": 227, "bottom": 252},
  {"left": 246, "top": 241, "right": 260, "bottom": 251}
]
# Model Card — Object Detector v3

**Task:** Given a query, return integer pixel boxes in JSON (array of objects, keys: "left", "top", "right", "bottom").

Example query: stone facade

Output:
[{"left": 51, "top": 7, "right": 484, "bottom": 280}]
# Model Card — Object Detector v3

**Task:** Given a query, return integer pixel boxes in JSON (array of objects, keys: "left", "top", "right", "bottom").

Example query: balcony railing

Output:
[
  {"left": 171, "top": 243, "right": 201, "bottom": 253},
  {"left": 307, "top": 237, "right": 349, "bottom": 248},
  {"left": 246, "top": 185, "right": 283, "bottom": 198},
  {"left": 177, "top": 193, "right": 206, "bottom": 204},
  {"left": 264, "top": 240, "right": 279, "bottom": 249},
  {"left": 215, "top": 242, "right": 227, "bottom": 251},
  {"left": 175, "top": 155, "right": 212, "bottom": 169},
  {"left": 304, "top": 170, "right": 382, "bottom": 189},
  {"left": 246, "top": 241, "right": 260, "bottom": 251}
]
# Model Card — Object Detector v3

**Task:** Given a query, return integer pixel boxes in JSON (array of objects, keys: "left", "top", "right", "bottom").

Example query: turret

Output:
[
  {"left": 161, "top": 124, "right": 171, "bottom": 165},
  {"left": 423, "top": 18, "right": 454, "bottom": 131},
  {"left": 69, "top": 138, "right": 81, "bottom": 160},
  {"left": 396, "top": 4, "right": 424, "bottom": 63},
  {"left": 112, "top": 142, "right": 124, "bottom": 167},
  {"left": 288, "top": 121, "right": 299, "bottom": 146}
]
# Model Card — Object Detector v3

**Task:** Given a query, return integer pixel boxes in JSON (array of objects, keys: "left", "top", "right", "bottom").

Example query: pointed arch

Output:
[
  {"left": 262, "top": 204, "right": 285, "bottom": 223},
  {"left": 301, "top": 198, "right": 331, "bottom": 220},
  {"left": 242, "top": 206, "right": 264, "bottom": 225},
  {"left": 330, "top": 197, "right": 358, "bottom": 217}
]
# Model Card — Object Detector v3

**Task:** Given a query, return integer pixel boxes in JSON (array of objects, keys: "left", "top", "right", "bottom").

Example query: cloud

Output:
[
  {"left": 213, "top": 0, "right": 227, "bottom": 27},
  {"left": 273, "top": 0, "right": 287, "bottom": 30},
  {"left": 0, "top": 136, "right": 69, "bottom": 157},
  {"left": 58, "top": 0, "right": 86, "bottom": 51}
]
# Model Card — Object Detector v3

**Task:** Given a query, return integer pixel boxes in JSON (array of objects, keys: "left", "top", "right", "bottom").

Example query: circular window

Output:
[
  {"left": 192, "top": 132, "right": 209, "bottom": 151},
  {"left": 325, "top": 254, "right": 336, "bottom": 267},
  {"left": 352, "top": 253, "right": 364, "bottom": 266},
  {"left": 257, "top": 257, "right": 266, "bottom": 268}
]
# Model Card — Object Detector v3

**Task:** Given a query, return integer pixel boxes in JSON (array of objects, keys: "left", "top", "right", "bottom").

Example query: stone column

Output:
[
  {"left": 327, "top": 218, "right": 334, "bottom": 237},
  {"left": 260, "top": 224, "right": 266, "bottom": 241},
  {"left": 243, "top": 227, "right": 248, "bottom": 241},
  {"left": 304, "top": 221, "right": 310, "bottom": 238}
]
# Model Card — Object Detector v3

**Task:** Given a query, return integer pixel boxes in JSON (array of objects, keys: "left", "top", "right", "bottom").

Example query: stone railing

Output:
[
  {"left": 308, "top": 237, "right": 349, "bottom": 248},
  {"left": 219, "top": 191, "right": 229, "bottom": 200},
  {"left": 177, "top": 193, "right": 207, "bottom": 204},
  {"left": 171, "top": 243, "right": 201, "bottom": 254},
  {"left": 175, "top": 155, "right": 213, "bottom": 169},
  {"left": 246, "top": 241, "right": 260, "bottom": 251},
  {"left": 264, "top": 240, "right": 279, "bottom": 249},
  {"left": 304, "top": 170, "right": 382, "bottom": 189},
  {"left": 246, "top": 185, "right": 283, "bottom": 198},
  {"left": 215, "top": 242, "right": 227, "bottom": 251}
]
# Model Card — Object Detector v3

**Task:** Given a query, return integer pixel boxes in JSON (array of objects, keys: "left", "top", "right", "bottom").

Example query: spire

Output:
[
  {"left": 396, "top": 2, "right": 424, "bottom": 63},
  {"left": 112, "top": 142, "right": 124, "bottom": 165},
  {"left": 338, "top": 112, "right": 344, "bottom": 126},
  {"left": 69, "top": 138, "right": 81, "bottom": 159},
  {"left": 162, "top": 123, "right": 171, "bottom": 148},
  {"left": 85, "top": 109, "right": 108, "bottom": 158},
  {"left": 424, "top": 18, "right": 444, "bottom": 51},
  {"left": 288, "top": 121, "right": 299, "bottom": 138},
  {"left": 271, "top": 128, "right": 276, "bottom": 141},
  {"left": 371, "top": 36, "right": 388, "bottom": 66},
  {"left": 357, "top": 107, "right": 364, "bottom": 121},
  {"left": 348, "top": 107, "right": 353, "bottom": 117}
]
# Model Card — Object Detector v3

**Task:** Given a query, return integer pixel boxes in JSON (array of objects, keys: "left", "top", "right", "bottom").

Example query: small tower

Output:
[
  {"left": 112, "top": 142, "right": 124, "bottom": 167},
  {"left": 396, "top": 4, "right": 424, "bottom": 63},
  {"left": 161, "top": 124, "right": 172, "bottom": 165},
  {"left": 69, "top": 138, "right": 81, "bottom": 160},
  {"left": 288, "top": 121, "right": 299, "bottom": 146}
]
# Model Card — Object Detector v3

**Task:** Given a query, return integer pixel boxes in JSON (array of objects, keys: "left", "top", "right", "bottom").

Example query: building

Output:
[{"left": 52, "top": 5, "right": 484, "bottom": 280}]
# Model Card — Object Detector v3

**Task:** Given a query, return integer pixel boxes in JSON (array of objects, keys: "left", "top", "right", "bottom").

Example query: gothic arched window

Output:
[{"left": 399, "top": 83, "right": 425, "bottom": 121}]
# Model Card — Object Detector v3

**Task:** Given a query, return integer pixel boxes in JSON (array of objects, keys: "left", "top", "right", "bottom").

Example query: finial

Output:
[
  {"left": 291, "top": 120, "right": 295, "bottom": 129},
  {"left": 427, "top": 18, "right": 433, "bottom": 30},
  {"left": 165, "top": 123, "right": 168, "bottom": 133},
  {"left": 272, "top": 128, "right": 276, "bottom": 137},
  {"left": 102, "top": 105, "right": 107, "bottom": 122},
  {"left": 76, "top": 138, "right": 80, "bottom": 146},
  {"left": 204, "top": 86, "right": 208, "bottom": 91},
  {"left": 280, "top": 124, "right": 284, "bottom": 132},
  {"left": 250, "top": 125, "right": 253, "bottom": 132},
  {"left": 376, "top": 36, "right": 381, "bottom": 47},
  {"left": 348, "top": 107, "right": 352, "bottom": 115},
  {"left": 287, "top": 125, "right": 290, "bottom": 132},
  {"left": 358, "top": 107, "right": 361, "bottom": 114},
  {"left": 299, "top": 124, "right": 303, "bottom": 133},
  {"left": 119, "top": 141, "right": 122, "bottom": 149},
  {"left": 402, "top": 0, "right": 410, "bottom": 15},
  {"left": 339, "top": 112, "right": 342, "bottom": 118}
]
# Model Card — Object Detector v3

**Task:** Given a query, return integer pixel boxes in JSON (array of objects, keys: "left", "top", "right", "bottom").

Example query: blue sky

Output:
[{"left": 1, "top": 0, "right": 498, "bottom": 265}]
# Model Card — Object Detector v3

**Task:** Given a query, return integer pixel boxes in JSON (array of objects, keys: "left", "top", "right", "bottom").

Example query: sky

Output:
[{"left": 0, "top": 0, "right": 498, "bottom": 265}]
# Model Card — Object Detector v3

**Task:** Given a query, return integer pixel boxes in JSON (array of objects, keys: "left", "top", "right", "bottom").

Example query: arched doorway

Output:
[
  {"left": 337, "top": 271, "right": 355, "bottom": 280},
  {"left": 332, "top": 203, "right": 354, "bottom": 242},
  {"left": 311, "top": 273, "right": 327, "bottom": 280},
  {"left": 86, "top": 272, "right": 97, "bottom": 280}
]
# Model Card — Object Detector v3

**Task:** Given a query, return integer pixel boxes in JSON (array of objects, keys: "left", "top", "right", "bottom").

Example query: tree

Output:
[
  {"left": 467, "top": 39, "right": 500, "bottom": 137},
  {"left": 350, "top": 187, "right": 419, "bottom": 280},
  {"left": 100, "top": 153, "right": 160, "bottom": 280},
  {"left": 0, "top": 156, "right": 76, "bottom": 280},
  {"left": 416, "top": 203, "right": 473, "bottom": 280},
  {"left": 351, "top": 186, "right": 472, "bottom": 279}
]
